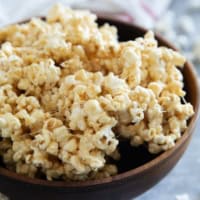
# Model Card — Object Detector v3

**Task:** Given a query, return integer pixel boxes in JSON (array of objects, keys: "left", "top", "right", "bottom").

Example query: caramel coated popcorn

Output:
[{"left": 0, "top": 4, "right": 194, "bottom": 181}]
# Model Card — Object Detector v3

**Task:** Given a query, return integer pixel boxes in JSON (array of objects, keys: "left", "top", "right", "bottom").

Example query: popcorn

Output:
[
  {"left": 0, "top": 113, "right": 21, "bottom": 138},
  {"left": 0, "top": 4, "right": 194, "bottom": 181},
  {"left": 175, "top": 193, "right": 190, "bottom": 200}
]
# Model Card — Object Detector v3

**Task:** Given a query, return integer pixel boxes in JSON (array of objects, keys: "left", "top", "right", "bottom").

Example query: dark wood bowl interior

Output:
[{"left": 0, "top": 18, "right": 199, "bottom": 200}]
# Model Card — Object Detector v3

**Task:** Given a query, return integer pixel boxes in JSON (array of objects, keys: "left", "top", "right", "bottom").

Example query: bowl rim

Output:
[{"left": 0, "top": 17, "right": 199, "bottom": 188}]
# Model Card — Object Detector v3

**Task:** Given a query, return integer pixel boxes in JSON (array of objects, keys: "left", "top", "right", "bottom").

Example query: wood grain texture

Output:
[{"left": 0, "top": 18, "right": 199, "bottom": 200}]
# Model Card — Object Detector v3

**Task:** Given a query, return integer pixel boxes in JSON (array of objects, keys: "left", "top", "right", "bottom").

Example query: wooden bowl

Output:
[{"left": 0, "top": 18, "right": 199, "bottom": 200}]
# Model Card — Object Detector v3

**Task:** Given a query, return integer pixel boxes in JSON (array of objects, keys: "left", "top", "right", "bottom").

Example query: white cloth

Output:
[{"left": 0, "top": 0, "right": 172, "bottom": 28}]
